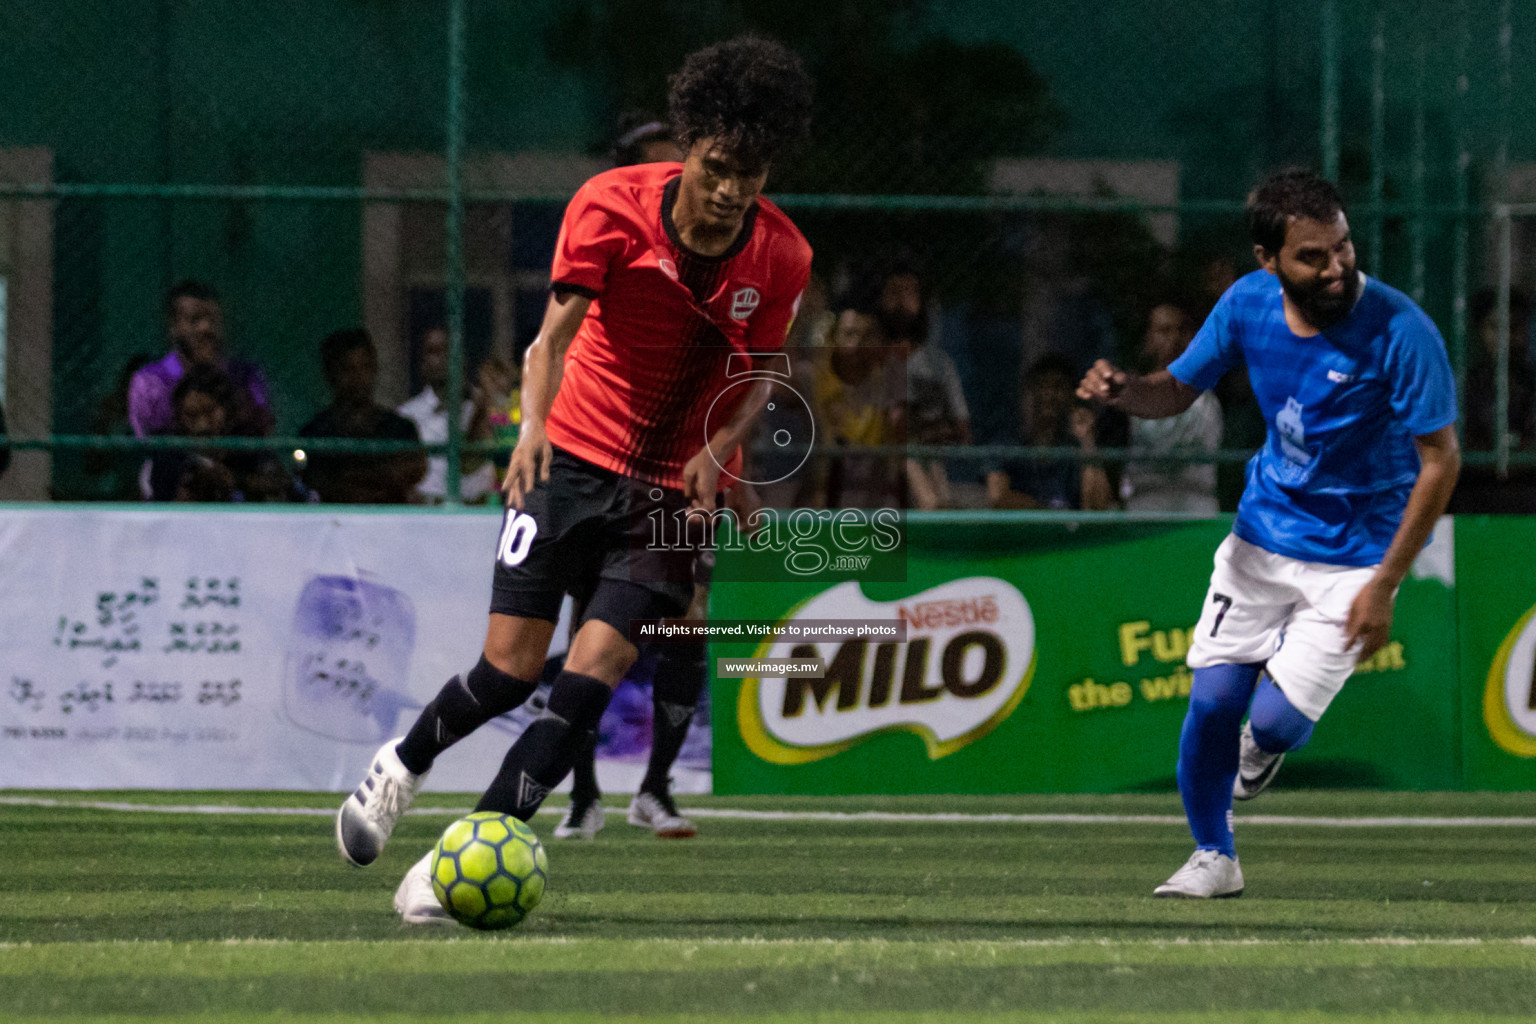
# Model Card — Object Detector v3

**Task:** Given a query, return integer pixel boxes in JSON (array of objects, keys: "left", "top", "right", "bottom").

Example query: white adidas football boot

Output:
[
  {"left": 393, "top": 851, "right": 453, "bottom": 925},
  {"left": 336, "top": 738, "right": 427, "bottom": 867}
]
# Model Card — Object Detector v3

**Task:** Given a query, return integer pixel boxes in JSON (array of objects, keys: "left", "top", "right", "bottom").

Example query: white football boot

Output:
[
  {"left": 1233, "top": 720, "right": 1285, "bottom": 801},
  {"left": 393, "top": 851, "right": 453, "bottom": 925},
  {"left": 627, "top": 790, "right": 696, "bottom": 838},
  {"left": 1154, "top": 848, "right": 1245, "bottom": 899},
  {"left": 553, "top": 797, "right": 606, "bottom": 840},
  {"left": 336, "top": 738, "right": 427, "bottom": 866}
]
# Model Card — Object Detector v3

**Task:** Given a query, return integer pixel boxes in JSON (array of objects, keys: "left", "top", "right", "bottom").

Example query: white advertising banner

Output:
[{"left": 0, "top": 508, "right": 707, "bottom": 793}]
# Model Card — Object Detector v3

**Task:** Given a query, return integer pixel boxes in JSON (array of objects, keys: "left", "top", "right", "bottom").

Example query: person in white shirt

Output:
[
  {"left": 396, "top": 326, "right": 498, "bottom": 504},
  {"left": 1120, "top": 304, "right": 1224, "bottom": 514}
]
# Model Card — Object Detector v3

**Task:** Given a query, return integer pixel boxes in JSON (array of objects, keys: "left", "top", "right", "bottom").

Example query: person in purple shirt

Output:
[{"left": 128, "top": 280, "right": 274, "bottom": 443}]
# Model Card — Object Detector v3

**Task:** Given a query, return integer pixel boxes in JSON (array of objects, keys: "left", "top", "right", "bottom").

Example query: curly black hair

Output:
[
  {"left": 667, "top": 36, "right": 813, "bottom": 171},
  {"left": 1246, "top": 169, "right": 1347, "bottom": 254}
]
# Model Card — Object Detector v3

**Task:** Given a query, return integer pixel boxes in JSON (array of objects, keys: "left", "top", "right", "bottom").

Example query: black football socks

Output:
[
  {"left": 568, "top": 732, "right": 602, "bottom": 806},
  {"left": 396, "top": 655, "right": 537, "bottom": 775},
  {"left": 640, "top": 640, "right": 706, "bottom": 796},
  {"left": 476, "top": 671, "right": 613, "bottom": 821}
]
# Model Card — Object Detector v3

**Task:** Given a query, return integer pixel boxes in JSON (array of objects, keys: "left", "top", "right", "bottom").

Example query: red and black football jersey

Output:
[{"left": 544, "top": 162, "right": 812, "bottom": 488}]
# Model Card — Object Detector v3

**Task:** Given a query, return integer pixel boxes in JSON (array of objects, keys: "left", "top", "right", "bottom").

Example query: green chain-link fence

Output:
[{"left": 0, "top": 0, "right": 1532, "bottom": 506}]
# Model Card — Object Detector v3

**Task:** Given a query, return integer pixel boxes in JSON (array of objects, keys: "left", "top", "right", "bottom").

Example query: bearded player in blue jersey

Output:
[{"left": 1079, "top": 169, "right": 1461, "bottom": 898}]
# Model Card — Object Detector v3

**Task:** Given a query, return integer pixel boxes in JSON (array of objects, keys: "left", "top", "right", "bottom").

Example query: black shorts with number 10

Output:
[{"left": 490, "top": 446, "right": 704, "bottom": 637}]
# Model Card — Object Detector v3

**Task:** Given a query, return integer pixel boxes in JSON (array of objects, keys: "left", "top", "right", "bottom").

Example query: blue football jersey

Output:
[{"left": 1169, "top": 270, "right": 1457, "bottom": 566}]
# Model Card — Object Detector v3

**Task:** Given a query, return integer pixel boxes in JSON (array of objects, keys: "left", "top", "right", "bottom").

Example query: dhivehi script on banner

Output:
[{"left": 0, "top": 508, "right": 708, "bottom": 793}]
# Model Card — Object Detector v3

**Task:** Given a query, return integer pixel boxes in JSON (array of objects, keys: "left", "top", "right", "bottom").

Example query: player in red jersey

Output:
[
  {"left": 553, "top": 114, "right": 707, "bottom": 843},
  {"left": 335, "top": 36, "right": 815, "bottom": 922}
]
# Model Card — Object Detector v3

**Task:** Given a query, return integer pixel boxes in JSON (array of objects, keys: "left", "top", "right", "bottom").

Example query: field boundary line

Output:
[
  {"left": 2, "top": 795, "right": 1535, "bottom": 828},
  {"left": 2, "top": 935, "right": 1535, "bottom": 951}
]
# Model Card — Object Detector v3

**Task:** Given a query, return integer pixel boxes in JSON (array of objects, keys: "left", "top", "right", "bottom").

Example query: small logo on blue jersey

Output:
[
  {"left": 1327, "top": 369, "right": 1356, "bottom": 383},
  {"left": 1277, "top": 396, "right": 1312, "bottom": 465}
]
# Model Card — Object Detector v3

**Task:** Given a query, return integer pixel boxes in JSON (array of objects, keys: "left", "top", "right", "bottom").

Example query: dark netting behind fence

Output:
[{"left": 1, "top": 0, "right": 1533, "bottom": 505}]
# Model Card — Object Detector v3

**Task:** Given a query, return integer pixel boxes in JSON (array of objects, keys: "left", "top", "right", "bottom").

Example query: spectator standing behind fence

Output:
[
  {"left": 879, "top": 267, "right": 971, "bottom": 510},
  {"left": 396, "top": 326, "right": 499, "bottom": 504},
  {"left": 149, "top": 366, "right": 311, "bottom": 503},
  {"left": 812, "top": 306, "right": 905, "bottom": 508},
  {"left": 985, "top": 353, "right": 1113, "bottom": 511},
  {"left": 147, "top": 365, "right": 240, "bottom": 502},
  {"left": 474, "top": 353, "right": 521, "bottom": 482},
  {"left": 1120, "top": 304, "right": 1224, "bottom": 513},
  {"left": 299, "top": 329, "right": 426, "bottom": 504},
  {"left": 1450, "top": 287, "right": 1536, "bottom": 512},
  {"left": 128, "top": 281, "right": 274, "bottom": 496}
]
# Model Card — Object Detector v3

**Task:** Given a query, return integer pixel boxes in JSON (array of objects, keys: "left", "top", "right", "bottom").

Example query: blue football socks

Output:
[
  {"left": 1248, "top": 673, "right": 1316, "bottom": 753},
  {"left": 1176, "top": 662, "right": 1263, "bottom": 857}
]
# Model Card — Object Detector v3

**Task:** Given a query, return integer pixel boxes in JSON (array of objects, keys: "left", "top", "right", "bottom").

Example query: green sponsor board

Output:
[
  {"left": 710, "top": 515, "right": 1460, "bottom": 794},
  {"left": 1455, "top": 516, "right": 1536, "bottom": 790}
]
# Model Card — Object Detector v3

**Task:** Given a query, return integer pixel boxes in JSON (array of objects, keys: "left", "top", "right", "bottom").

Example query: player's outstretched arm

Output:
[
  {"left": 504, "top": 291, "right": 591, "bottom": 510},
  {"left": 681, "top": 357, "right": 777, "bottom": 511},
  {"left": 1345, "top": 424, "right": 1461, "bottom": 660},
  {"left": 1077, "top": 360, "right": 1202, "bottom": 420}
]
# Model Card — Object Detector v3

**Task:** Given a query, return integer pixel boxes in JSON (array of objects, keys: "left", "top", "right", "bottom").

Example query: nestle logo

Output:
[{"left": 897, "top": 596, "right": 999, "bottom": 632}]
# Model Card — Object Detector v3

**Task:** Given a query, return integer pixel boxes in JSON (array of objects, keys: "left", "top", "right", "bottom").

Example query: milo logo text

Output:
[{"left": 738, "top": 579, "right": 1035, "bottom": 764}]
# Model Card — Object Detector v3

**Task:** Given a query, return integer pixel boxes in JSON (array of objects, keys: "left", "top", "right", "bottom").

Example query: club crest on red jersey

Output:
[{"left": 730, "top": 287, "right": 761, "bottom": 320}]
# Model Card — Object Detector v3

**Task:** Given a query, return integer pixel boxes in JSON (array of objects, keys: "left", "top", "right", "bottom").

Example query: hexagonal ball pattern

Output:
[{"left": 429, "top": 811, "right": 548, "bottom": 931}]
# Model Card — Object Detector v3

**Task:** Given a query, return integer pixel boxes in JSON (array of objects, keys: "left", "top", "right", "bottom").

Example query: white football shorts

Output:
[{"left": 1184, "top": 533, "right": 1385, "bottom": 721}]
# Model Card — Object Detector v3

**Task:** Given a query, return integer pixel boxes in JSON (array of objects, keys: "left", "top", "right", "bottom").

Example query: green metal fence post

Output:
[
  {"left": 1495, "top": 0, "right": 1514, "bottom": 477},
  {"left": 1411, "top": 33, "right": 1427, "bottom": 304},
  {"left": 1497, "top": 204, "right": 1513, "bottom": 477},
  {"left": 1452, "top": 0, "right": 1471, "bottom": 434},
  {"left": 444, "top": 0, "right": 467, "bottom": 507},
  {"left": 1322, "top": 0, "right": 1341, "bottom": 183},
  {"left": 1369, "top": 2, "right": 1386, "bottom": 273}
]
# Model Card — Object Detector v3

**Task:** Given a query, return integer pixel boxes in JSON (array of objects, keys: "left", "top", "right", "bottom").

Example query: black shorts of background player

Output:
[{"left": 332, "top": 37, "right": 814, "bottom": 921}]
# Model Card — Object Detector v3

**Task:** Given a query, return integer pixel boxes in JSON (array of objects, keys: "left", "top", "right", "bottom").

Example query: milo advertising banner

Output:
[
  {"left": 710, "top": 515, "right": 1460, "bottom": 794},
  {"left": 1455, "top": 517, "right": 1536, "bottom": 790}
]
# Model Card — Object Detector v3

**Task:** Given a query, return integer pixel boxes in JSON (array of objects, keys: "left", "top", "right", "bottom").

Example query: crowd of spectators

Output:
[
  {"left": 741, "top": 260, "right": 1217, "bottom": 514},
  {"left": 104, "top": 279, "right": 527, "bottom": 507},
  {"left": 63, "top": 110, "right": 1531, "bottom": 513},
  {"left": 87, "top": 267, "right": 1536, "bottom": 515}
]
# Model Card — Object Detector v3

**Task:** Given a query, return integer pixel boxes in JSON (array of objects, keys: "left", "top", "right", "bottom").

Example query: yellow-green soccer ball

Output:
[{"left": 430, "top": 811, "right": 548, "bottom": 930}]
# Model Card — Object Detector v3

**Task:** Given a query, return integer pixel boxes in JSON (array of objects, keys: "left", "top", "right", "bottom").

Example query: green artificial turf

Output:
[{"left": 1, "top": 791, "right": 1534, "bottom": 1021}]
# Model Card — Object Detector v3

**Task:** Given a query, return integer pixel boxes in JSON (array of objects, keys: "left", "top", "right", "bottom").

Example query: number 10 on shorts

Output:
[{"left": 498, "top": 511, "right": 538, "bottom": 568}]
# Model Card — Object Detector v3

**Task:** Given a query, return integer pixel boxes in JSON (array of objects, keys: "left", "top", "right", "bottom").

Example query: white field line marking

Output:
[
  {"left": 2, "top": 936, "right": 1535, "bottom": 950},
  {"left": 1, "top": 795, "right": 1534, "bottom": 828}
]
